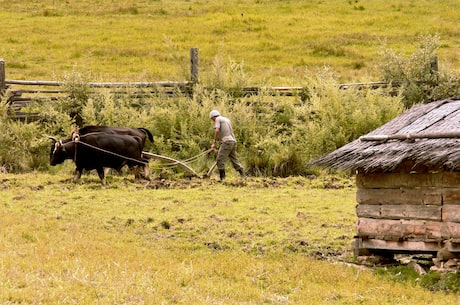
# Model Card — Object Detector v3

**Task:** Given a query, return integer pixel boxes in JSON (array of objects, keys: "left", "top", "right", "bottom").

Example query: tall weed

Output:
[
  {"left": 378, "top": 35, "right": 460, "bottom": 108},
  {"left": 81, "top": 90, "right": 146, "bottom": 127},
  {"left": 57, "top": 69, "right": 92, "bottom": 126},
  {"left": 0, "top": 120, "right": 48, "bottom": 172},
  {"left": 300, "top": 68, "right": 403, "bottom": 159}
]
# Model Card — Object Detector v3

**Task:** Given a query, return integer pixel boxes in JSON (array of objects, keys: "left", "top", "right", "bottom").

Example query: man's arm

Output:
[{"left": 211, "top": 127, "right": 220, "bottom": 149}]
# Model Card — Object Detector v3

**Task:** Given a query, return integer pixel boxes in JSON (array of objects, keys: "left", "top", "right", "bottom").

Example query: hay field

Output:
[{"left": 1, "top": 173, "right": 459, "bottom": 304}]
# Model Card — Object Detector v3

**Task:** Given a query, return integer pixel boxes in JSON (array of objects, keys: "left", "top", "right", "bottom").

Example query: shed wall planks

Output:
[
  {"left": 442, "top": 205, "right": 460, "bottom": 223},
  {"left": 355, "top": 171, "right": 460, "bottom": 252},
  {"left": 356, "top": 172, "right": 460, "bottom": 189},
  {"left": 357, "top": 204, "right": 441, "bottom": 221},
  {"left": 356, "top": 218, "right": 443, "bottom": 240},
  {"left": 356, "top": 188, "right": 442, "bottom": 205}
]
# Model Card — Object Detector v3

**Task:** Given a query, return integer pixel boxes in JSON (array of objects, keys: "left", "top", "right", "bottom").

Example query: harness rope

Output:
[
  {"left": 142, "top": 150, "right": 215, "bottom": 175},
  {"left": 158, "top": 148, "right": 214, "bottom": 165},
  {"left": 72, "top": 135, "right": 148, "bottom": 166},
  {"left": 70, "top": 133, "right": 214, "bottom": 172}
]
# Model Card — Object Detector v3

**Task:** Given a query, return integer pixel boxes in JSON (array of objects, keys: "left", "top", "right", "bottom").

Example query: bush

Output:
[
  {"left": 299, "top": 68, "right": 403, "bottom": 159},
  {"left": 58, "top": 69, "right": 92, "bottom": 126},
  {"left": 378, "top": 34, "right": 460, "bottom": 108},
  {"left": 0, "top": 103, "right": 49, "bottom": 172}
]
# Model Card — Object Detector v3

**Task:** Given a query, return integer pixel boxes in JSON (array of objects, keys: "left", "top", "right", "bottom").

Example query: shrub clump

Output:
[{"left": 378, "top": 34, "right": 460, "bottom": 108}]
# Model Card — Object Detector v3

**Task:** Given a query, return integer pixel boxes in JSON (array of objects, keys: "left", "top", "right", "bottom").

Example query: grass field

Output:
[
  {"left": 1, "top": 172, "right": 460, "bottom": 304},
  {"left": 0, "top": 0, "right": 458, "bottom": 83}
]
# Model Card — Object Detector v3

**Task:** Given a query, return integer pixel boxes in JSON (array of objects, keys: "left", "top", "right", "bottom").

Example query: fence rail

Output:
[
  {"left": 1, "top": 80, "right": 195, "bottom": 120},
  {"left": 0, "top": 50, "right": 199, "bottom": 120}
]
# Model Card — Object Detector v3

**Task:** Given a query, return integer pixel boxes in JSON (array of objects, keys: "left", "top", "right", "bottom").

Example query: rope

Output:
[
  {"left": 169, "top": 148, "right": 214, "bottom": 165},
  {"left": 74, "top": 138, "right": 148, "bottom": 166},
  {"left": 145, "top": 149, "right": 214, "bottom": 169}
]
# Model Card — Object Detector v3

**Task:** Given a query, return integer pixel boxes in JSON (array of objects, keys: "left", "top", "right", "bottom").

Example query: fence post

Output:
[
  {"left": 430, "top": 56, "right": 438, "bottom": 72},
  {"left": 190, "top": 48, "right": 199, "bottom": 83},
  {"left": 0, "top": 59, "right": 5, "bottom": 96}
]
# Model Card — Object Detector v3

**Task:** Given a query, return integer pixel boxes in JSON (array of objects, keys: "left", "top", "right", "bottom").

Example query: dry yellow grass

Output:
[{"left": 1, "top": 172, "right": 459, "bottom": 304}]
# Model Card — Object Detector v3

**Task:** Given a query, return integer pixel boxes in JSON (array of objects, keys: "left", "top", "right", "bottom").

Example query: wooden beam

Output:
[
  {"left": 356, "top": 238, "right": 441, "bottom": 253},
  {"left": 5, "top": 79, "right": 191, "bottom": 88},
  {"left": 357, "top": 204, "right": 441, "bottom": 221},
  {"left": 442, "top": 205, "right": 460, "bottom": 222},
  {"left": 190, "top": 48, "right": 199, "bottom": 83},
  {"left": 443, "top": 221, "right": 460, "bottom": 238},
  {"left": 360, "top": 131, "right": 460, "bottom": 141},
  {"left": 357, "top": 218, "right": 442, "bottom": 239},
  {"left": 141, "top": 151, "right": 199, "bottom": 177},
  {"left": 0, "top": 58, "right": 5, "bottom": 94},
  {"left": 443, "top": 189, "right": 460, "bottom": 205},
  {"left": 357, "top": 218, "right": 460, "bottom": 239},
  {"left": 356, "top": 188, "right": 442, "bottom": 205},
  {"left": 356, "top": 172, "right": 460, "bottom": 189}
]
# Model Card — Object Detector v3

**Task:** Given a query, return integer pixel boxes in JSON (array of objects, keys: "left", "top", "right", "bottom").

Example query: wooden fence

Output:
[
  {"left": 1, "top": 48, "right": 425, "bottom": 120},
  {"left": 0, "top": 48, "right": 201, "bottom": 120}
]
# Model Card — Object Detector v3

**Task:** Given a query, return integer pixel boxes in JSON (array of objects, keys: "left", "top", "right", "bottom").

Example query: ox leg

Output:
[
  {"left": 72, "top": 169, "right": 83, "bottom": 183},
  {"left": 130, "top": 165, "right": 141, "bottom": 179},
  {"left": 104, "top": 167, "right": 111, "bottom": 177},
  {"left": 96, "top": 168, "right": 107, "bottom": 186},
  {"left": 130, "top": 164, "right": 149, "bottom": 180},
  {"left": 143, "top": 164, "right": 150, "bottom": 181}
]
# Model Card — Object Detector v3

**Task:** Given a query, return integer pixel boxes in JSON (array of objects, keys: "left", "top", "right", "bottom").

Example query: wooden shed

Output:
[{"left": 310, "top": 97, "right": 460, "bottom": 257}]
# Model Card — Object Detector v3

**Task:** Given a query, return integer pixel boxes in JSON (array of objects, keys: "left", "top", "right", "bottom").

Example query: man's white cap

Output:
[{"left": 210, "top": 110, "right": 220, "bottom": 119}]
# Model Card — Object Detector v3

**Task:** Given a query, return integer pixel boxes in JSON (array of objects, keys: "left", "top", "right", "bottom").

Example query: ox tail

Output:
[{"left": 138, "top": 128, "right": 154, "bottom": 143}]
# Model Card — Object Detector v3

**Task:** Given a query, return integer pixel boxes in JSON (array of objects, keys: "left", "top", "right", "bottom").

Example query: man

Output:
[{"left": 210, "top": 110, "right": 245, "bottom": 181}]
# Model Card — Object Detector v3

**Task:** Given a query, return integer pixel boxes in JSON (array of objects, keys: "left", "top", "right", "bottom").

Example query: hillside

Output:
[{"left": 0, "top": 0, "right": 458, "bottom": 84}]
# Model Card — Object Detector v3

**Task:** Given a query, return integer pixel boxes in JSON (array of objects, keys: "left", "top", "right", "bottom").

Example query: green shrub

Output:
[
  {"left": 57, "top": 69, "right": 92, "bottom": 126},
  {"left": 299, "top": 68, "right": 403, "bottom": 159},
  {"left": 378, "top": 34, "right": 460, "bottom": 108},
  {"left": 0, "top": 118, "right": 49, "bottom": 172}
]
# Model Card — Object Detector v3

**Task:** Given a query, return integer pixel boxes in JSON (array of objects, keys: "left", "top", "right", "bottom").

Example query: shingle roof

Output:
[{"left": 309, "top": 97, "right": 460, "bottom": 173}]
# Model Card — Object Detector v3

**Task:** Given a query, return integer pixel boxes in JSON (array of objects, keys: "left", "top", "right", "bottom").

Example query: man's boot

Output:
[{"left": 219, "top": 169, "right": 226, "bottom": 181}]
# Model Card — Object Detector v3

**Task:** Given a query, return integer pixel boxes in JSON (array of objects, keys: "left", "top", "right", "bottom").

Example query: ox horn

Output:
[{"left": 48, "top": 136, "right": 57, "bottom": 142}]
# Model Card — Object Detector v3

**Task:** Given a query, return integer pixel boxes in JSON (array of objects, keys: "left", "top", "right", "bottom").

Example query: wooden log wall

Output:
[{"left": 355, "top": 171, "right": 460, "bottom": 253}]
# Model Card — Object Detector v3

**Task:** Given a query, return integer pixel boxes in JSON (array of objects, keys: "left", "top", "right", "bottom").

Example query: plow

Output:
[{"left": 141, "top": 151, "right": 216, "bottom": 178}]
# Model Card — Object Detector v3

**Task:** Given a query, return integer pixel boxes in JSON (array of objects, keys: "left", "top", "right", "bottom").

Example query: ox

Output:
[
  {"left": 49, "top": 132, "right": 149, "bottom": 185},
  {"left": 71, "top": 125, "right": 154, "bottom": 178},
  {"left": 74, "top": 125, "right": 154, "bottom": 147}
]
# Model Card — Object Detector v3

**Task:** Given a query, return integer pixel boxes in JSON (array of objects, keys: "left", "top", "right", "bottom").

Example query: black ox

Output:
[
  {"left": 49, "top": 131, "right": 150, "bottom": 185},
  {"left": 74, "top": 125, "right": 154, "bottom": 147},
  {"left": 72, "top": 125, "right": 153, "bottom": 178}
]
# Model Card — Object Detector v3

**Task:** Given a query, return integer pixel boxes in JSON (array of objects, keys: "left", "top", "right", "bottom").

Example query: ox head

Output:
[{"left": 48, "top": 136, "right": 67, "bottom": 166}]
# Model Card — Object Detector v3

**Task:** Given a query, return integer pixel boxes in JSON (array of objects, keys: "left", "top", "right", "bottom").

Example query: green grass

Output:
[
  {"left": 0, "top": 0, "right": 458, "bottom": 83},
  {"left": 1, "top": 172, "right": 460, "bottom": 304}
]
